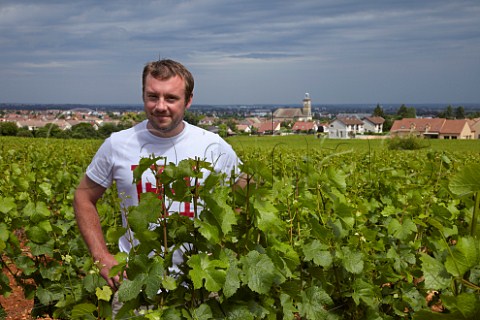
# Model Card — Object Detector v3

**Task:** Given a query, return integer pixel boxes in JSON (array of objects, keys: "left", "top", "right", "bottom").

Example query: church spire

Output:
[{"left": 302, "top": 93, "right": 312, "bottom": 120}]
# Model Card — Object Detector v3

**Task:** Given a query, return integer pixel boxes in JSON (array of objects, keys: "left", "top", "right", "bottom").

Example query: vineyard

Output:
[{"left": 1, "top": 135, "right": 480, "bottom": 319}]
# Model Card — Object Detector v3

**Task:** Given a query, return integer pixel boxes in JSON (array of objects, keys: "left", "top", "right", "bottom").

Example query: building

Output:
[
  {"left": 253, "top": 121, "right": 282, "bottom": 134},
  {"left": 328, "top": 116, "right": 365, "bottom": 139},
  {"left": 363, "top": 116, "right": 385, "bottom": 134},
  {"left": 273, "top": 93, "right": 313, "bottom": 122},
  {"left": 468, "top": 118, "right": 480, "bottom": 139},
  {"left": 292, "top": 121, "right": 318, "bottom": 133},
  {"left": 390, "top": 118, "right": 475, "bottom": 139}
]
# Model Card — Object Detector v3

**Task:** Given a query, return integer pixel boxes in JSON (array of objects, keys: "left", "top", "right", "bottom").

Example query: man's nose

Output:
[{"left": 154, "top": 98, "right": 167, "bottom": 111}]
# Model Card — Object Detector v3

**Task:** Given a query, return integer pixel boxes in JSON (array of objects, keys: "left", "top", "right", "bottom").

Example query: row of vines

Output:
[{"left": 1, "top": 136, "right": 480, "bottom": 319}]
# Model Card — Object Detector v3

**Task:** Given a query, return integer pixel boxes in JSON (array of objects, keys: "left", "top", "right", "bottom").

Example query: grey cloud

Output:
[{"left": 0, "top": 0, "right": 479, "bottom": 104}]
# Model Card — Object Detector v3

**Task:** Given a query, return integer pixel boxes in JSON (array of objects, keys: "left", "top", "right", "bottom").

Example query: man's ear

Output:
[{"left": 185, "top": 93, "right": 193, "bottom": 109}]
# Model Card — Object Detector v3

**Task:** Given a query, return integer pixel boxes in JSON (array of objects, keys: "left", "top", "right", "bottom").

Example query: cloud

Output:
[{"left": 0, "top": 0, "right": 479, "bottom": 104}]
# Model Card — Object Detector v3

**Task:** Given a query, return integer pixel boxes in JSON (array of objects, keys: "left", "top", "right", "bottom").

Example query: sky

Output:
[{"left": 1, "top": 0, "right": 479, "bottom": 106}]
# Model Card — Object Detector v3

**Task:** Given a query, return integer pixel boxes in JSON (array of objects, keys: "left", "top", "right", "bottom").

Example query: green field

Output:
[
  {"left": 1, "top": 135, "right": 480, "bottom": 319},
  {"left": 227, "top": 134, "right": 480, "bottom": 154}
]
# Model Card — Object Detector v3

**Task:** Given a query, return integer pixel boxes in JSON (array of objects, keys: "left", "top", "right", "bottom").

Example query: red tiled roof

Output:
[
  {"left": 439, "top": 119, "right": 469, "bottom": 134},
  {"left": 390, "top": 118, "right": 445, "bottom": 132},
  {"left": 390, "top": 118, "right": 471, "bottom": 135},
  {"left": 336, "top": 116, "right": 364, "bottom": 125},
  {"left": 364, "top": 116, "right": 385, "bottom": 125},
  {"left": 274, "top": 108, "right": 303, "bottom": 118},
  {"left": 257, "top": 121, "right": 281, "bottom": 133},
  {"left": 292, "top": 121, "right": 315, "bottom": 131}
]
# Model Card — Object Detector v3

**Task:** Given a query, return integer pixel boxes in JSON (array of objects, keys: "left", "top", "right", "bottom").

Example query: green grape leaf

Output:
[
  {"left": 302, "top": 240, "right": 332, "bottom": 268},
  {"left": 195, "top": 216, "right": 221, "bottom": 243},
  {"left": 0, "top": 197, "right": 16, "bottom": 214},
  {"left": 192, "top": 304, "right": 213, "bottom": 320},
  {"left": 225, "top": 305, "right": 255, "bottom": 320},
  {"left": 14, "top": 256, "right": 37, "bottom": 276},
  {"left": 117, "top": 274, "right": 147, "bottom": 302},
  {"left": 280, "top": 293, "right": 299, "bottom": 319},
  {"left": 188, "top": 252, "right": 228, "bottom": 292},
  {"left": 162, "top": 275, "right": 177, "bottom": 291},
  {"left": 450, "top": 164, "right": 480, "bottom": 197},
  {"left": 202, "top": 187, "right": 236, "bottom": 236},
  {"left": 241, "top": 251, "right": 276, "bottom": 294},
  {"left": 95, "top": 286, "right": 113, "bottom": 302},
  {"left": 352, "top": 278, "right": 379, "bottom": 308},
  {"left": 334, "top": 200, "right": 355, "bottom": 230},
  {"left": 388, "top": 218, "right": 417, "bottom": 240},
  {"left": 339, "top": 246, "right": 364, "bottom": 274},
  {"left": 26, "top": 225, "right": 50, "bottom": 244},
  {"left": 420, "top": 253, "right": 451, "bottom": 290},
  {"left": 254, "top": 198, "right": 285, "bottom": 233},
  {"left": 23, "top": 201, "right": 51, "bottom": 223},
  {"left": 39, "top": 182, "right": 52, "bottom": 197},
  {"left": 128, "top": 192, "right": 163, "bottom": 232},
  {"left": 224, "top": 262, "right": 241, "bottom": 298},
  {"left": 445, "top": 236, "right": 480, "bottom": 277},
  {"left": 71, "top": 303, "right": 97, "bottom": 320},
  {"left": 327, "top": 166, "right": 347, "bottom": 192},
  {"left": 132, "top": 155, "right": 164, "bottom": 184},
  {"left": 298, "top": 286, "right": 333, "bottom": 320},
  {"left": 145, "top": 257, "right": 165, "bottom": 298}
]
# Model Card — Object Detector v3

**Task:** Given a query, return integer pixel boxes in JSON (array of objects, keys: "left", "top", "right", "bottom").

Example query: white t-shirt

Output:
[{"left": 86, "top": 120, "right": 240, "bottom": 253}]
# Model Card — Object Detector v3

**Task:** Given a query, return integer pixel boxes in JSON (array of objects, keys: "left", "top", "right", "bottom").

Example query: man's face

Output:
[{"left": 143, "top": 74, "right": 192, "bottom": 137}]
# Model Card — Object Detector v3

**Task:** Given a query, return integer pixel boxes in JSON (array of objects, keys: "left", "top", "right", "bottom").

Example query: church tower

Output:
[{"left": 302, "top": 93, "right": 312, "bottom": 120}]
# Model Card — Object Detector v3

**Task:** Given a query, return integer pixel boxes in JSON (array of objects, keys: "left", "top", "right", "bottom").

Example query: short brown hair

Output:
[{"left": 142, "top": 59, "right": 194, "bottom": 102}]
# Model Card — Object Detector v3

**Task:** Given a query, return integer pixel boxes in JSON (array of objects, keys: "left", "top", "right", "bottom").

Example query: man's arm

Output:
[
  {"left": 233, "top": 172, "right": 250, "bottom": 190},
  {"left": 73, "top": 175, "right": 120, "bottom": 290}
]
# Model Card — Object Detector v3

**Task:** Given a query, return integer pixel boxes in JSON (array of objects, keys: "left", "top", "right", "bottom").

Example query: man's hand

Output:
[{"left": 96, "top": 253, "right": 122, "bottom": 291}]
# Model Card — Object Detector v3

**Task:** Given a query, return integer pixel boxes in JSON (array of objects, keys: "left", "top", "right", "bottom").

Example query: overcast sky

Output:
[{"left": 1, "top": 0, "right": 479, "bottom": 106}]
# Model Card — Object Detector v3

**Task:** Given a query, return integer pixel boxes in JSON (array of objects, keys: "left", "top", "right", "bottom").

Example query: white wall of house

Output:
[
  {"left": 363, "top": 121, "right": 383, "bottom": 133},
  {"left": 328, "top": 120, "right": 365, "bottom": 139}
]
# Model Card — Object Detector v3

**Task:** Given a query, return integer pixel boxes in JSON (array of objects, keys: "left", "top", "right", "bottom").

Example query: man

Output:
[{"left": 73, "top": 59, "right": 242, "bottom": 292}]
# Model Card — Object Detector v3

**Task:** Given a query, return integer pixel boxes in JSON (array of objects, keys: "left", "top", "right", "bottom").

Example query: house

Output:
[
  {"left": 390, "top": 118, "right": 474, "bottom": 139},
  {"left": 292, "top": 121, "right": 318, "bottom": 133},
  {"left": 236, "top": 124, "right": 251, "bottom": 134},
  {"left": 468, "top": 118, "right": 480, "bottom": 139},
  {"left": 317, "top": 122, "right": 330, "bottom": 134},
  {"left": 198, "top": 116, "right": 217, "bottom": 126},
  {"left": 363, "top": 117, "right": 385, "bottom": 134},
  {"left": 328, "top": 116, "right": 365, "bottom": 139},
  {"left": 243, "top": 117, "right": 262, "bottom": 125},
  {"left": 253, "top": 121, "right": 281, "bottom": 134},
  {"left": 16, "top": 119, "right": 46, "bottom": 131}
]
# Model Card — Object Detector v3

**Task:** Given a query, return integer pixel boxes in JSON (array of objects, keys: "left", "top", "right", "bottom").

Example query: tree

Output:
[
  {"left": 184, "top": 110, "right": 201, "bottom": 126},
  {"left": 218, "top": 124, "right": 228, "bottom": 138},
  {"left": 372, "top": 104, "right": 385, "bottom": 118},
  {"left": 225, "top": 119, "right": 238, "bottom": 133},
  {"left": 98, "top": 122, "right": 119, "bottom": 139},
  {"left": 396, "top": 104, "right": 416, "bottom": 119},
  {"left": 36, "top": 123, "right": 63, "bottom": 138},
  {"left": 443, "top": 105, "right": 454, "bottom": 119},
  {"left": 16, "top": 128, "right": 33, "bottom": 137},
  {"left": 383, "top": 116, "right": 394, "bottom": 132},
  {"left": 0, "top": 121, "right": 19, "bottom": 136},
  {"left": 70, "top": 123, "right": 98, "bottom": 139},
  {"left": 455, "top": 106, "right": 465, "bottom": 119}
]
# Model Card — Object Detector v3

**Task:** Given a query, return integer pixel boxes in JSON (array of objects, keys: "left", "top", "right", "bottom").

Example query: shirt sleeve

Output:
[
  {"left": 209, "top": 138, "right": 242, "bottom": 179},
  {"left": 85, "top": 138, "right": 115, "bottom": 188}
]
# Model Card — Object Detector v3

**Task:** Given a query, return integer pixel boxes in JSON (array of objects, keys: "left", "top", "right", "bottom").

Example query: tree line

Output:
[
  {"left": 372, "top": 104, "right": 477, "bottom": 132},
  {"left": 0, "top": 121, "right": 134, "bottom": 139}
]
